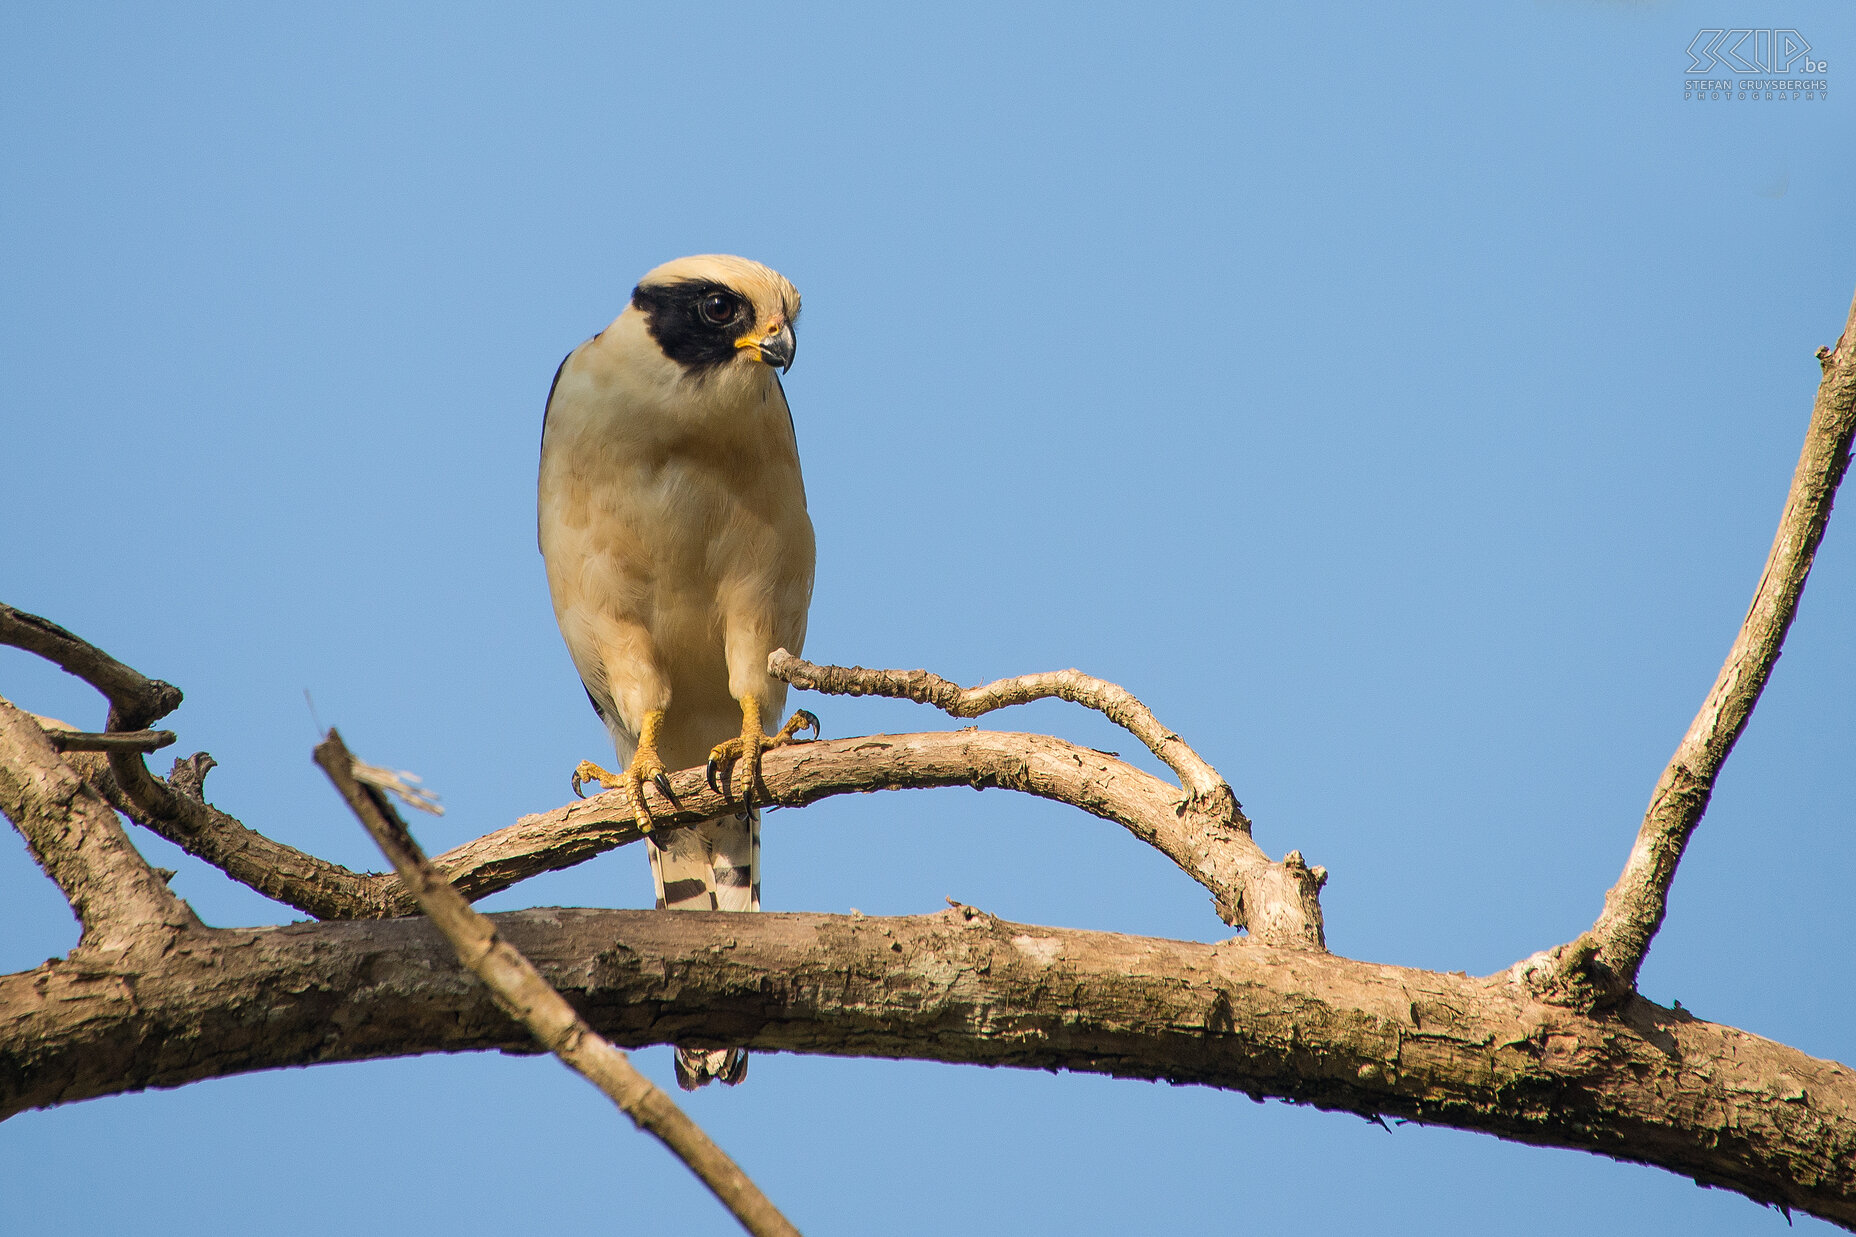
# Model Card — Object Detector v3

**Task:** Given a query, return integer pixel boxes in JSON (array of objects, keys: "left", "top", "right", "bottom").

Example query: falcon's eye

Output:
[{"left": 698, "top": 294, "right": 737, "bottom": 326}]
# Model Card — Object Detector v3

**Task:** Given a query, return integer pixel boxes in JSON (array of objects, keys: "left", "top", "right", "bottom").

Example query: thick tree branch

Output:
[
  {"left": 314, "top": 730, "right": 799, "bottom": 1237},
  {"left": 5, "top": 909, "right": 1852, "bottom": 1227},
  {"left": 0, "top": 697, "right": 198, "bottom": 948},
  {"left": 1583, "top": 291, "right": 1856, "bottom": 989}
]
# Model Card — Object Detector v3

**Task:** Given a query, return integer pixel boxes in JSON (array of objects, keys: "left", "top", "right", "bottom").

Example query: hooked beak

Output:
[{"left": 737, "top": 321, "right": 796, "bottom": 372}]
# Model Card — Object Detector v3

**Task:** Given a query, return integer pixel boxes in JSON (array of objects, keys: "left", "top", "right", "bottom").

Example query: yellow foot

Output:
[
  {"left": 625, "top": 746, "right": 672, "bottom": 834},
  {"left": 571, "top": 759, "right": 621, "bottom": 799},
  {"left": 572, "top": 711, "right": 672, "bottom": 833},
  {"left": 706, "top": 697, "right": 820, "bottom": 804}
]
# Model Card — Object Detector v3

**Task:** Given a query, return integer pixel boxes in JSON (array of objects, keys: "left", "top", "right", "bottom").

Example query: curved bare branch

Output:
[
  {"left": 770, "top": 652, "right": 1233, "bottom": 811},
  {"left": 97, "top": 748, "right": 394, "bottom": 919},
  {"left": 1, "top": 605, "right": 1322, "bottom": 942},
  {"left": 0, "top": 604, "right": 181, "bottom": 730},
  {"left": 768, "top": 655, "right": 1325, "bottom": 946},
  {"left": 98, "top": 730, "right": 1317, "bottom": 940},
  {"left": 1583, "top": 290, "right": 1856, "bottom": 988}
]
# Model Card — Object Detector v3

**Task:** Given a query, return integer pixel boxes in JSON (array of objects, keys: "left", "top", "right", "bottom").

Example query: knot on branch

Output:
[
  {"left": 1283, "top": 849, "right": 1328, "bottom": 892},
  {"left": 1177, "top": 781, "right": 1251, "bottom": 836},
  {"left": 1229, "top": 850, "right": 1328, "bottom": 950},
  {"left": 1509, "top": 936, "right": 1633, "bottom": 1013},
  {"left": 168, "top": 753, "right": 217, "bottom": 803},
  {"left": 945, "top": 896, "right": 992, "bottom": 926}
]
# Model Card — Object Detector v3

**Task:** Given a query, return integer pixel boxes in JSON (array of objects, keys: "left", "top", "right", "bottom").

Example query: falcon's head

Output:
[{"left": 629, "top": 254, "right": 801, "bottom": 378}]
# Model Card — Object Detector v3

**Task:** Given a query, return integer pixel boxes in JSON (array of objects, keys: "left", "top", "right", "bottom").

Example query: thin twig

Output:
[
  {"left": 769, "top": 655, "right": 1323, "bottom": 945},
  {"left": 44, "top": 729, "right": 176, "bottom": 754},
  {"left": 1581, "top": 289, "right": 1856, "bottom": 989},
  {"left": 0, "top": 697, "right": 198, "bottom": 947},
  {"left": 770, "top": 652, "right": 1235, "bottom": 813},
  {"left": 313, "top": 729, "right": 801, "bottom": 1237}
]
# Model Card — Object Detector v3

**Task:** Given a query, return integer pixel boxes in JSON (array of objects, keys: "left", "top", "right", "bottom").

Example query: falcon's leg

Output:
[
  {"left": 571, "top": 708, "right": 671, "bottom": 833},
  {"left": 656, "top": 810, "right": 758, "bottom": 1089},
  {"left": 705, "top": 695, "right": 819, "bottom": 803}
]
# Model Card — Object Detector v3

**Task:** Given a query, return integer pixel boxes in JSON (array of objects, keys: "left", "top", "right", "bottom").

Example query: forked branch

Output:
[
  {"left": 314, "top": 730, "right": 801, "bottom": 1237},
  {"left": 1581, "top": 290, "right": 1856, "bottom": 989}
]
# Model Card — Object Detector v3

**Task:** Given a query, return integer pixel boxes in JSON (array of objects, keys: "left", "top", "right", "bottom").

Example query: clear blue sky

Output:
[{"left": 3, "top": 4, "right": 1853, "bottom": 1233}]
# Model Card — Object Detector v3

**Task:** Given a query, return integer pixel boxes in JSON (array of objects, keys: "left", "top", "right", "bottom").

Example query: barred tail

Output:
[
  {"left": 675, "top": 1046, "right": 748, "bottom": 1089},
  {"left": 647, "top": 809, "right": 759, "bottom": 1089}
]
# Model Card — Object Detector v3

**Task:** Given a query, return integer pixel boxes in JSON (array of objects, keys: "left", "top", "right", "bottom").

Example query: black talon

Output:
[
  {"left": 797, "top": 709, "right": 821, "bottom": 740},
  {"left": 654, "top": 771, "right": 675, "bottom": 800},
  {"left": 706, "top": 757, "right": 726, "bottom": 795},
  {"left": 572, "top": 772, "right": 587, "bottom": 800}
]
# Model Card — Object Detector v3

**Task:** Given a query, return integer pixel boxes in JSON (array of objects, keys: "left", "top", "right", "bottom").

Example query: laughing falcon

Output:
[{"left": 538, "top": 254, "right": 816, "bottom": 1089}]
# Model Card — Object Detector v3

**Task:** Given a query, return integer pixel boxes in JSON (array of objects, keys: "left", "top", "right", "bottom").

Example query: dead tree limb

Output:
[
  {"left": 769, "top": 654, "right": 1232, "bottom": 809},
  {"left": 110, "top": 726, "right": 1312, "bottom": 939}
]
